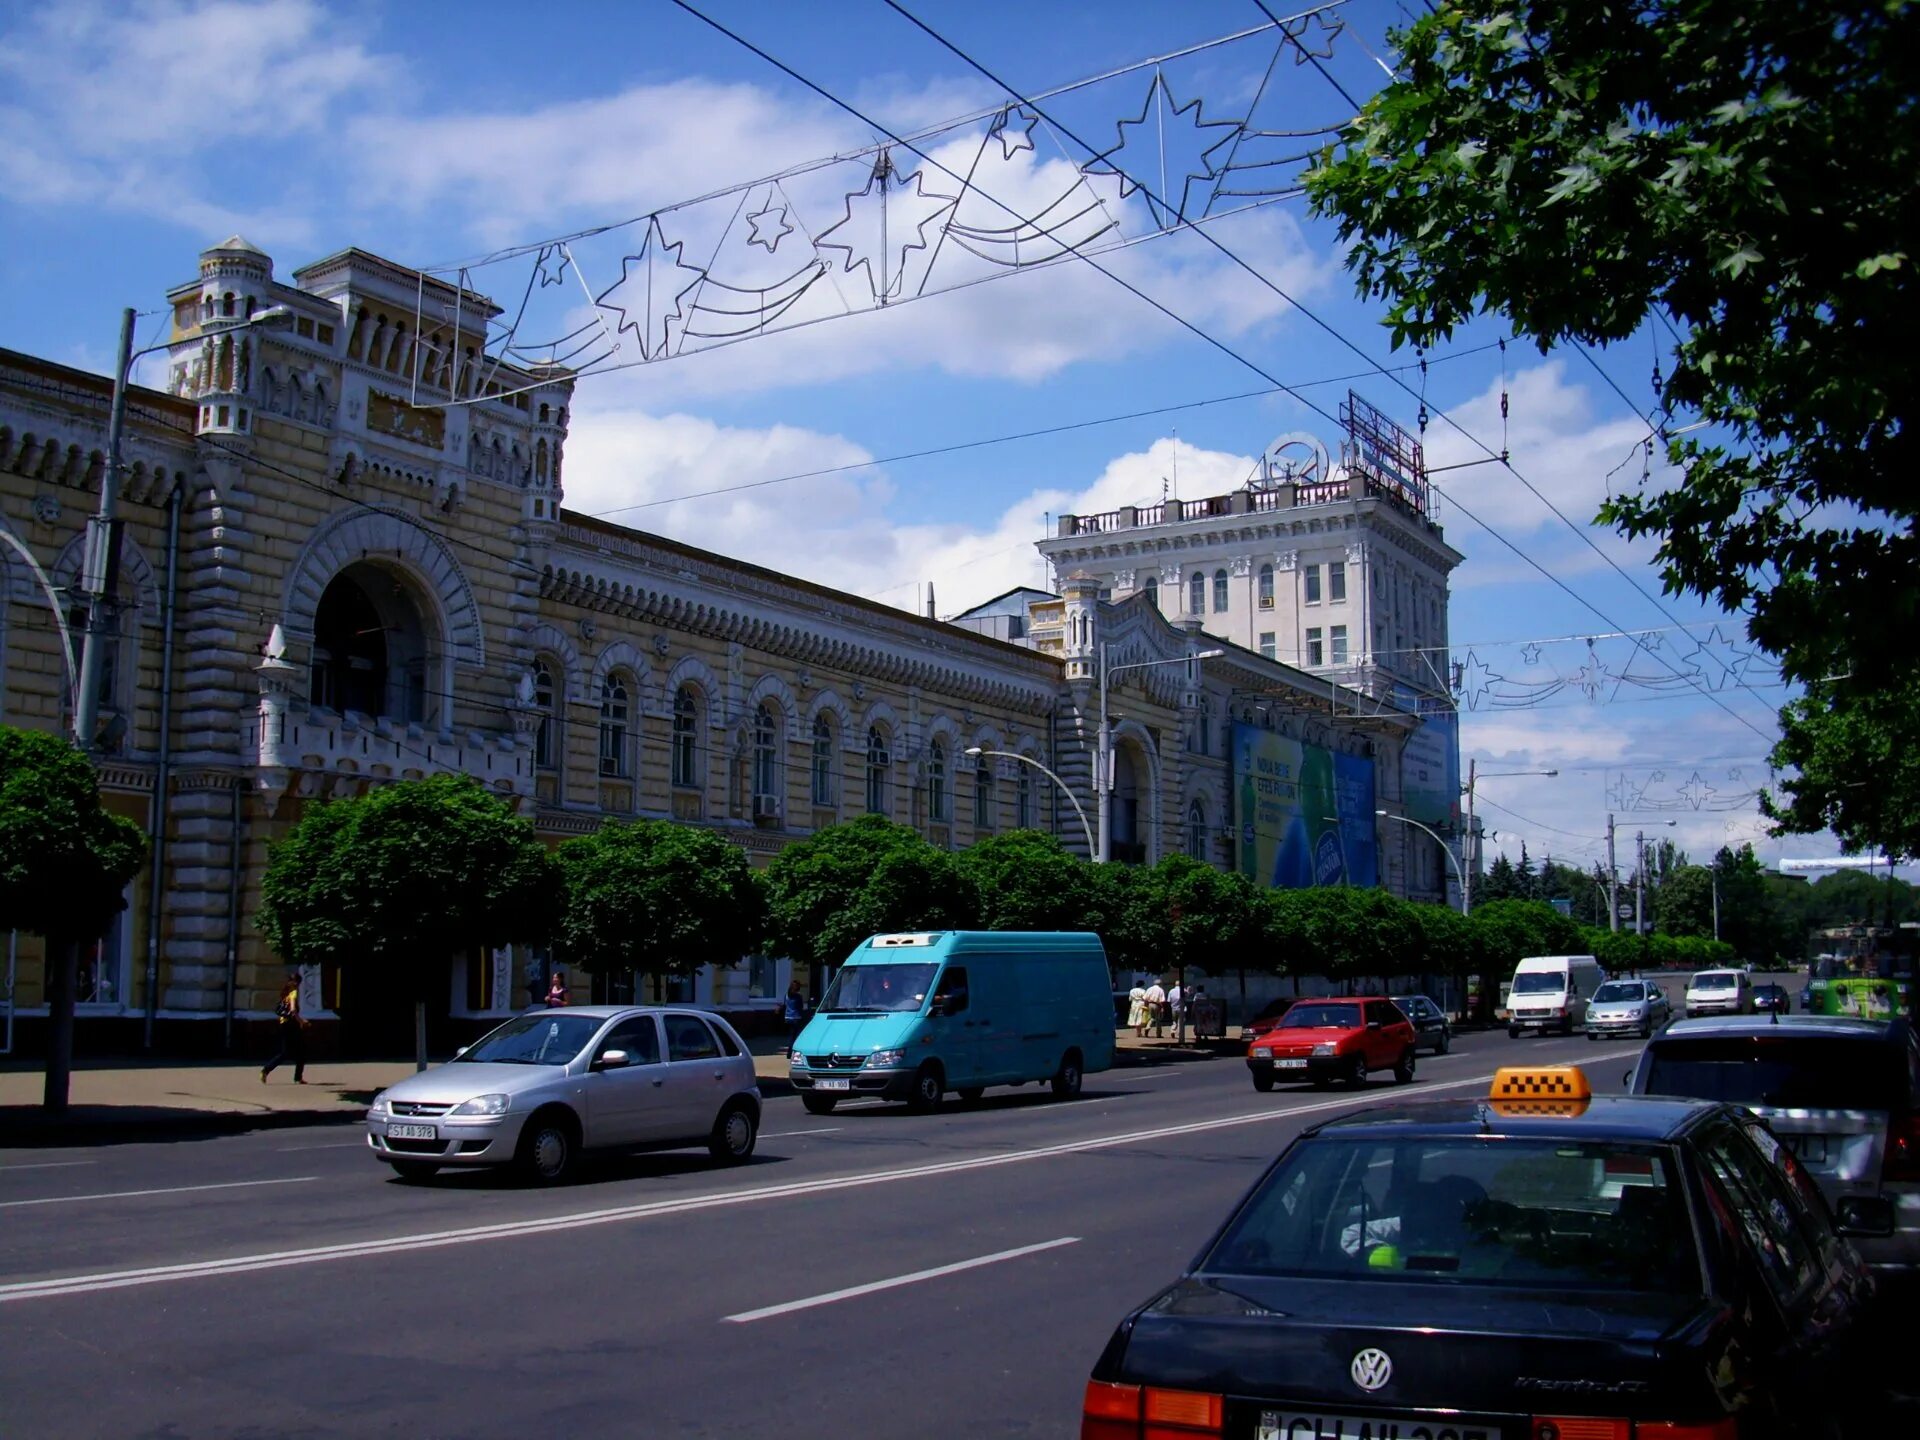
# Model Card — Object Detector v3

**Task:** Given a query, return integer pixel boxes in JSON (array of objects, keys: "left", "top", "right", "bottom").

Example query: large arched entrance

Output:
[
  {"left": 1111, "top": 744, "right": 1147, "bottom": 864},
  {"left": 307, "top": 561, "right": 436, "bottom": 724}
]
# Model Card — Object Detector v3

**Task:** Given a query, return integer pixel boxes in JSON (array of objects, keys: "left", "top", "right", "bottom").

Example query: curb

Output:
[{"left": 0, "top": 1104, "right": 368, "bottom": 1150}]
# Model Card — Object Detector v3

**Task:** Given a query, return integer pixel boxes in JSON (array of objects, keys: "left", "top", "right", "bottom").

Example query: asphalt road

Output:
[{"left": 0, "top": 1027, "right": 1654, "bottom": 1439}]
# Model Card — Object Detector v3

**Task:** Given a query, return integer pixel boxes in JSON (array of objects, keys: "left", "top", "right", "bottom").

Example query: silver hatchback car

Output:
[
  {"left": 366, "top": 1006, "right": 761, "bottom": 1184},
  {"left": 1585, "top": 977, "right": 1673, "bottom": 1040}
]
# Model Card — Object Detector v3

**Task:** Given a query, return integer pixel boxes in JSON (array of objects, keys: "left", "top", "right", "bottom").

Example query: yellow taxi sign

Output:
[{"left": 1489, "top": 1065, "right": 1592, "bottom": 1101}]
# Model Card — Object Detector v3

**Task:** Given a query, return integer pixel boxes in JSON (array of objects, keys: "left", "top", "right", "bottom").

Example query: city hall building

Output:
[{"left": 0, "top": 238, "right": 1458, "bottom": 1058}]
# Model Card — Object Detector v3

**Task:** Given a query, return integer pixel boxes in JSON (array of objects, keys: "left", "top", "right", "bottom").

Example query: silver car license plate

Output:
[
  {"left": 816, "top": 1078, "right": 851, "bottom": 1091},
  {"left": 1785, "top": 1134, "right": 1829, "bottom": 1164},
  {"left": 1276, "top": 1058, "right": 1308, "bottom": 1070},
  {"left": 387, "top": 1123, "right": 437, "bottom": 1141},
  {"left": 1259, "top": 1412, "right": 1490, "bottom": 1440}
]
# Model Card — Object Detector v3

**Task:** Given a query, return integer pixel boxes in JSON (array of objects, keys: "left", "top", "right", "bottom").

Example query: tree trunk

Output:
[
  {"left": 414, "top": 998, "right": 428, "bottom": 1073},
  {"left": 42, "top": 935, "right": 77, "bottom": 1114}
]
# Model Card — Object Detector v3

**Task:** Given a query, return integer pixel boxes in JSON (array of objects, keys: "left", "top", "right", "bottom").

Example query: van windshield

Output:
[
  {"left": 819, "top": 963, "right": 939, "bottom": 1014},
  {"left": 1691, "top": 973, "right": 1737, "bottom": 992},
  {"left": 1512, "top": 972, "right": 1567, "bottom": 995}
]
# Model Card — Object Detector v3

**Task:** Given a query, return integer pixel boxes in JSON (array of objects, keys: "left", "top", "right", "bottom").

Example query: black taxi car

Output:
[{"left": 1082, "top": 1066, "right": 1879, "bottom": 1440}]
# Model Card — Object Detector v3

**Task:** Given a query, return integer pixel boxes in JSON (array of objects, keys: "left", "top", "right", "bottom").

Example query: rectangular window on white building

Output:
[
  {"left": 1303, "top": 565, "right": 1321, "bottom": 604},
  {"left": 1259, "top": 632, "right": 1276, "bottom": 660},
  {"left": 1329, "top": 560, "right": 1347, "bottom": 603},
  {"left": 1331, "top": 625, "right": 1349, "bottom": 665},
  {"left": 1306, "top": 627, "right": 1323, "bottom": 667}
]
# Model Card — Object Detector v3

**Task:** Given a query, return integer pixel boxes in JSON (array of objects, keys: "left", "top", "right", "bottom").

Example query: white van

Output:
[
  {"left": 1684, "top": 968, "right": 1753, "bottom": 1018},
  {"left": 1506, "top": 954, "right": 1605, "bottom": 1037}
]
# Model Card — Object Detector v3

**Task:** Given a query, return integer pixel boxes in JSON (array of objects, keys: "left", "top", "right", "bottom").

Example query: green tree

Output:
[
  {"left": 1411, "top": 902, "right": 1483, "bottom": 1013},
  {"left": 1472, "top": 899, "right": 1587, "bottom": 978},
  {"left": 955, "top": 830, "right": 1098, "bottom": 933},
  {"left": 1653, "top": 864, "right": 1717, "bottom": 938},
  {"left": 1477, "top": 854, "right": 1519, "bottom": 906},
  {"left": 759, "top": 815, "right": 978, "bottom": 973},
  {"left": 1305, "top": 0, "right": 1920, "bottom": 856},
  {"left": 1152, "top": 856, "right": 1268, "bottom": 1028},
  {"left": 0, "top": 727, "right": 147, "bottom": 1113},
  {"left": 257, "top": 774, "right": 562, "bottom": 1070},
  {"left": 555, "top": 819, "right": 765, "bottom": 988}
]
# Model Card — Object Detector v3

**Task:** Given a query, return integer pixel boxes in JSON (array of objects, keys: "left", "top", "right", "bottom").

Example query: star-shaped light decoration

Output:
[
  {"left": 1679, "top": 771, "right": 1719, "bottom": 810},
  {"left": 746, "top": 199, "right": 794, "bottom": 253},
  {"left": 1680, "top": 623, "right": 1759, "bottom": 693},
  {"left": 988, "top": 105, "right": 1038, "bottom": 160},
  {"left": 1081, "top": 72, "right": 1243, "bottom": 229},
  {"left": 594, "top": 218, "right": 708, "bottom": 361},
  {"left": 1282, "top": 10, "right": 1343, "bottom": 63},
  {"left": 1641, "top": 632, "right": 1663, "bottom": 652},
  {"left": 1573, "top": 657, "right": 1606, "bottom": 703},
  {"left": 1519, "top": 641, "right": 1544, "bottom": 667},
  {"left": 1727, "top": 765, "right": 1746, "bottom": 782},
  {"left": 815, "top": 150, "right": 959, "bottom": 305},
  {"left": 1454, "top": 649, "right": 1496, "bottom": 711},
  {"left": 535, "top": 243, "right": 571, "bottom": 288}
]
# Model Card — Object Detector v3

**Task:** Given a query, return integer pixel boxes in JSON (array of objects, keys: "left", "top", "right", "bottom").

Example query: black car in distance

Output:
[{"left": 1081, "top": 1065, "right": 1882, "bottom": 1440}]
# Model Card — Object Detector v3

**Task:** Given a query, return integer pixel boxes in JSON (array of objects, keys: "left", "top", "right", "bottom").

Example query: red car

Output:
[
  {"left": 1240, "top": 996, "right": 1295, "bottom": 1043},
  {"left": 1246, "top": 996, "right": 1418, "bottom": 1092}
]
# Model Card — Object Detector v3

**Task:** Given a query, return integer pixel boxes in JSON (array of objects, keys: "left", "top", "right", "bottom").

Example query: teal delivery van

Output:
[{"left": 789, "top": 931, "right": 1115, "bottom": 1113}]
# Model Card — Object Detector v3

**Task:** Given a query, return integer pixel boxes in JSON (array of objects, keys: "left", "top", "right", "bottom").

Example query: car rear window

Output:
[
  {"left": 1204, "top": 1138, "right": 1695, "bottom": 1293},
  {"left": 1642, "top": 1035, "right": 1906, "bottom": 1110}
]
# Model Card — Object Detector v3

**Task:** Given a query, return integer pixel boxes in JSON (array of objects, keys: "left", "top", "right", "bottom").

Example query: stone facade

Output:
[{"left": 0, "top": 239, "right": 1424, "bottom": 1058}]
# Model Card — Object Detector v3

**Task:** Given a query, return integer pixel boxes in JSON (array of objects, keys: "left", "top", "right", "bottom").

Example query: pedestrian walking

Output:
[
  {"left": 1168, "top": 979, "right": 1185, "bottom": 1041},
  {"left": 783, "top": 979, "right": 809, "bottom": 1048},
  {"left": 261, "top": 972, "right": 307, "bottom": 1084},
  {"left": 1127, "top": 980, "right": 1150, "bottom": 1036},
  {"left": 545, "top": 969, "right": 570, "bottom": 1007},
  {"left": 1145, "top": 979, "right": 1168, "bottom": 1038}
]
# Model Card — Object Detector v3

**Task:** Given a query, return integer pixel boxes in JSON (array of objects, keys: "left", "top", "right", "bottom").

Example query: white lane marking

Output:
[
  {"left": 724, "top": 1236, "right": 1081, "bottom": 1323},
  {"left": 0, "top": 1161, "right": 97, "bottom": 1173},
  {"left": 0, "top": 1054, "right": 1641, "bottom": 1304},
  {"left": 0, "top": 1176, "right": 318, "bottom": 1211},
  {"left": 761, "top": 1128, "right": 842, "bottom": 1139}
]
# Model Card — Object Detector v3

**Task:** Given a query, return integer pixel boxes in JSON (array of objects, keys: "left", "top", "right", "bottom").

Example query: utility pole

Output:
[
  {"left": 73, "top": 307, "right": 136, "bottom": 752},
  {"left": 1606, "top": 813, "right": 1620, "bottom": 933},
  {"left": 1634, "top": 830, "right": 1647, "bottom": 937},
  {"left": 1462, "top": 757, "right": 1477, "bottom": 912}
]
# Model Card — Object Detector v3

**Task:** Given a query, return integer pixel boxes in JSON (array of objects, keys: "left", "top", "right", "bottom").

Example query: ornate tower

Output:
[{"left": 188, "top": 236, "right": 275, "bottom": 437}]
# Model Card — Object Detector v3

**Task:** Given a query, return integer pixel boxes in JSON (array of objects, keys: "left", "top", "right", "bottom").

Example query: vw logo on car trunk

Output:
[{"left": 1350, "top": 1347, "right": 1393, "bottom": 1392}]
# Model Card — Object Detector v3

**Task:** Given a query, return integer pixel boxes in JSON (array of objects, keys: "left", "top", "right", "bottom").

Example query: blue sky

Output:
[{"left": 1, "top": 0, "right": 1868, "bottom": 881}]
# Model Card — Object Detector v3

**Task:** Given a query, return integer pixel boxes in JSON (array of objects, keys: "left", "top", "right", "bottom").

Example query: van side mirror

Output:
[{"left": 593, "top": 1049, "right": 631, "bottom": 1071}]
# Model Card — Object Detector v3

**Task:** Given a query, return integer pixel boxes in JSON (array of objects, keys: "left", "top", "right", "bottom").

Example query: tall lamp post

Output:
[
  {"left": 1098, "top": 643, "right": 1223, "bottom": 862},
  {"left": 1460, "top": 761, "right": 1559, "bottom": 910},
  {"left": 964, "top": 747, "right": 1094, "bottom": 858},
  {"left": 1378, "top": 810, "right": 1467, "bottom": 915},
  {"left": 74, "top": 303, "right": 293, "bottom": 752}
]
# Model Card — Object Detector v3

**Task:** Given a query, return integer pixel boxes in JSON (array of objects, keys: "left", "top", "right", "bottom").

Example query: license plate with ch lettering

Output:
[
  {"left": 386, "top": 1123, "right": 437, "bottom": 1141},
  {"left": 1257, "top": 1412, "right": 1490, "bottom": 1440}
]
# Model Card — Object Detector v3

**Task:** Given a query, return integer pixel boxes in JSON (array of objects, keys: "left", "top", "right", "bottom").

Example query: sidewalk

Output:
[{"left": 0, "top": 1027, "right": 1242, "bottom": 1147}]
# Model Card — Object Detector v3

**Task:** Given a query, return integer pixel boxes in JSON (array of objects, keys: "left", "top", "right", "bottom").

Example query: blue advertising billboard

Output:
[{"left": 1233, "top": 724, "right": 1377, "bottom": 889}]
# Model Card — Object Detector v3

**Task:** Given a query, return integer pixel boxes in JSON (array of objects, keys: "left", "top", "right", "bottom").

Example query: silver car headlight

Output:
[
  {"left": 367, "top": 1092, "right": 388, "bottom": 1116},
  {"left": 448, "top": 1093, "right": 510, "bottom": 1117},
  {"left": 1312, "top": 1042, "right": 1338, "bottom": 1056},
  {"left": 790, "top": 1047, "right": 808, "bottom": 1066},
  {"left": 865, "top": 1048, "right": 907, "bottom": 1068}
]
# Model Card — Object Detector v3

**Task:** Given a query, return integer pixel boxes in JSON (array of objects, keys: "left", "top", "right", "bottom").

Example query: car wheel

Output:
[
  {"left": 801, "top": 1093, "right": 838, "bottom": 1116},
  {"left": 708, "top": 1100, "right": 758, "bottom": 1164},
  {"left": 1252, "top": 1071, "right": 1275, "bottom": 1093},
  {"left": 1050, "top": 1051, "right": 1084, "bottom": 1100},
  {"left": 1434, "top": 1030, "right": 1450, "bottom": 1055},
  {"left": 1508, "top": 1026, "right": 1522, "bottom": 1039},
  {"left": 906, "top": 1062, "right": 945, "bottom": 1112},
  {"left": 1346, "top": 1055, "right": 1368, "bottom": 1088},
  {"left": 957, "top": 1086, "right": 985, "bottom": 1104},
  {"left": 389, "top": 1160, "right": 439, "bottom": 1183},
  {"left": 1393, "top": 1048, "right": 1416, "bottom": 1085},
  {"left": 516, "top": 1108, "right": 577, "bottom": 1185}
]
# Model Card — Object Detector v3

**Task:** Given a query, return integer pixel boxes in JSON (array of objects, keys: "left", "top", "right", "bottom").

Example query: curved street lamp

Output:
[
  {"left": 1378, "top": 809, "right": 1467, "bottom": 915},
  {"left": 964, "top": 746, "right": 1094, "bottom": 859}
]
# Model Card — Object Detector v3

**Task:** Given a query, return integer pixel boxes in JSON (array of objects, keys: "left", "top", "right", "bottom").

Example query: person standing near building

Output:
[
  {"left": 1145, "top": 978, "right": 1168, "bottom": 1038},
  {"left": 545, "top": 970, "right": 570, "bottom": 1007},
  {"left": 1167, "top": 979, "right": 1185, "bottom": 1043},
  {"left": 1127, "top": 980, "right": 1150, "bottom": 1037},
  {"left": 783, "top": 979, "right": 809, "bottom": 1048},
  {"left": 261, "top": 972, "right": 307, "bottom": 1084}
]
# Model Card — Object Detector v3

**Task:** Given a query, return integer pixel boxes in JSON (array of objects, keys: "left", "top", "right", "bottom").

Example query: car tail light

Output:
[
  {"left": 1082, "top": 1380, "right": 1139, "bottom": 1440},
  {"left": 1533, "top": 1420, "right": 1629, "bottom": 1440},
  {"left": 1884, "top": 1112, "right": 1920, "bottom": 1182}
]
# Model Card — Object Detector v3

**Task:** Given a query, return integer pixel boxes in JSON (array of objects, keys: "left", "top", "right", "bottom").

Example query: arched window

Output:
[
  {"left": 1212, "top": 569, "right": 1229, "bottom": 612},
  {"left": 752, "top": 701, "right": 780, "bottom": 802},
  {"left": 1015, "top": 766, "right": 1033, "bottom": 830},
  {"left": 973, "top": 757, "right": 994, "bottom": 833},
  {"left": 1188, "top": 572, "right": 1206, "bottom": 614},
  {"left": 811, "top": 714, "right": 836, "bottom": 807},
  {"left": 671, "top": 685, "right": 701, "bottom": 788},
  {"left": 221, "top": 291, "right": 236, "bottom": 317},
  {"left": 533, "top": 658, "right": 558, "bottom": 771},
  {"left": 1143, "top": 576, "right": 1158, "bottom": 609},
  {"left": 865, "top": 726, "right": 890, "bottom": 815},
  {"left": 599, "top": 674, "right": 631, "bottom": 777},
  {"left": 1258, "top": 563, "right": 1274, "bottom": 608},
  {"left": 927, "top": 739, "right": 948, "bottom": 823},
  {"left": 1186, "top": 800, "right": 1208, "bottom": 860}
]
